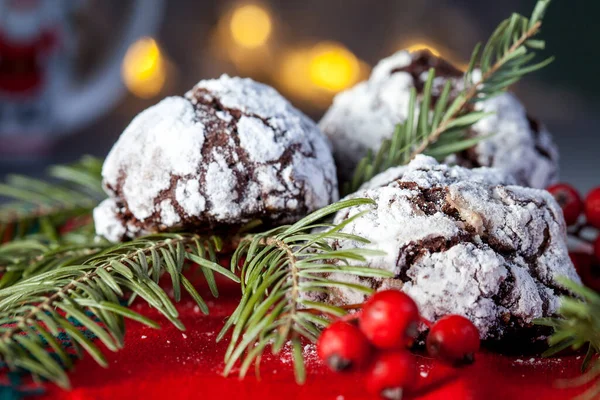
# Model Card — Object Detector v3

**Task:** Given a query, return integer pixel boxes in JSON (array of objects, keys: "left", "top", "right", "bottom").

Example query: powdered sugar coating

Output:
[
  {"left": 453, "top": 92, "right": 559, "bottom": 189},
  {"left": 93, "top": 199, "right": 127, "bottom": 243},
  {"left": 95, "top": 75, "right": 338, "bottom": 241},
  {"left": 314, "top": 156, "right": 578, "bottom": 340},
  {"left": 319, "top": 50, "right": 559, "bottom": 188},
  {"left": 360, "top": 154, "right": 516, "bottom": 191}
]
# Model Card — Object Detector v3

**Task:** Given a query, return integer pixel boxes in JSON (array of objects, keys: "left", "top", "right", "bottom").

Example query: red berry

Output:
[
  {"left": 570, "top": 252, "right": 592, "bottom": 271},
  {"left": 317, "top": 321, "right": 372, "bottom": 372},
  {"left": 595, "top": 237, "right": 600, "bottom": 264},
  {"left": 426, "top": 315, "right": 480, "bottom": 365},
  {"left": 365, "top": 351, "right": 417, "bottom": 400},
  {"left": 359, "top": 290, "right": 420, "bottom": 349},
  {"left": 585, "top": 187, "right": 600, "bottom": 229},
  {"left": 547, "top": 183, "right": 583, "bottom": 226},
  {"left": 570, "top": 252, "right": 600, "bottom": 292}
]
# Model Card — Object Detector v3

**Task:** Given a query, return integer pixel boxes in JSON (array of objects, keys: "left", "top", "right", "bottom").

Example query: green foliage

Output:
[
  {"left": 344, "top": 0, "right": 553, "bottom": 195},
  {"left": 0, "top": 156, "right": 107, "bottom": 288},
  {"left": 0, "top": 156, "right": 104, "bottom": 242},
  {"left": 535, "top": 278, "right": 600, "bottom": 400},
  {"left": 464, "top": 0, "right": 553, "bottom": 99},
  {"left": 0, "top": 0, "right": 568, "bottom": 391},
  {"left": 0, "top": 233, "right": 238, "bottom": 389},
  {"left": 0, "top": 237, "right": 111, "bottom": 289},
  {"left": 218, "top": 198, "right": 392, "bottom": 383}
]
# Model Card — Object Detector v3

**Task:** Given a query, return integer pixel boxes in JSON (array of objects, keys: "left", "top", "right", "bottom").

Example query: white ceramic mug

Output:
[{"left": 0, "top": 0, "right": 164, "bottom": 157}]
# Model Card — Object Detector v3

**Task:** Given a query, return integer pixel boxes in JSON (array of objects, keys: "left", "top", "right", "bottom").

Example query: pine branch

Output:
[
  {"left": 534, "top": 278, "right": 600, "bottom": 400},
  {"left": 0, "top": 233, "right": 239, "bottom": 389},
  {"left": 0, "top": 156, "right": 104, "bottom": 242},
  {"left": 0, "top": 238, "right": 110, "bottom": 289},
  {"left": 344, "top": 0, "right": 553, "bottom": 195},
  {"left": 218, "top": 198, "right": 392, "bottom": 383},
  {"left": 0, "top": 216, "right": 107, "bottom": 289}
]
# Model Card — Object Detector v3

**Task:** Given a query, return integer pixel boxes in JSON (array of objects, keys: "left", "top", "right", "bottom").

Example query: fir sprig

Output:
[
  {"left": 0, "top": 0, "right": 563, "bottom": 391},
  {"left": 0, "top": 233, "right": 238, "bottom": 389},
  {"left": 218, "top": 198, "right": 392, "bottom": 383},
  {"left": 0, "top": 231, "right": 110, "bottom": 289},
  {"left": 535, "top": 278, "right": 600, "bottom": 400},
  {"left": 0, "top": 156, "right": 104, "bottom": 241},
  {"left": 345, "top": 0, "right": 553, "bottom": 194}
]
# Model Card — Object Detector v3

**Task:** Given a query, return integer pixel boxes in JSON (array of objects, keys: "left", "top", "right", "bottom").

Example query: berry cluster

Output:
[
  {"left": 316, "top": 290, "right": 480, "bottom": 399},
  {"left": 547, "top": 184, "right": 600, "bottom": 292}
]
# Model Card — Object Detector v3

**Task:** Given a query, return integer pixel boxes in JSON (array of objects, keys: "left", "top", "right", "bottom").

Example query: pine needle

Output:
[
  {"left": 534, "top": 278, "right": 600, "bottom": 399},
  {"left": 344, "top": 0, "right": 553, "bottom": 195},
  {"left": 0, "top": 0, "right": 566, "bottom": 390},
  {"left": 0, "top": 156, "right": 106, "bottom": 287},
  {"left": 0, "top": 156, "right": 104, "bottom": 241},
  {"left": 218, "top": 198, "right": 392, "bottom": 383},
  {"left": 0, "top": 233, "right": 237, "bottom": 388}
]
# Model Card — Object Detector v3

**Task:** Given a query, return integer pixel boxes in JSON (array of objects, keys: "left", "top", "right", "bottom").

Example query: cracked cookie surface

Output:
[
  {"left": 319, "top": 50, "right": 559, "bottom": 188},
  {"left": 94, "top": 75, "right": 338, "bottom": 242},
  {"left": 312, "top": 156, "right": 578, "bottom": 340}
]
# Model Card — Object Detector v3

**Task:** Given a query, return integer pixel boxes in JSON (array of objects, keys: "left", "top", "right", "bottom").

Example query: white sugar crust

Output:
[
  {"left": 93, "top": 199, "right": 127, "bottom": 243},
  {"left": 313, "top": 156, "right": 578, "bottom": 340},
  {"left": 96, "top": 75, "right": 338, "bottom": 241},
  {"left": 319, "top": 50, "right": 559, "bottom": 188}
]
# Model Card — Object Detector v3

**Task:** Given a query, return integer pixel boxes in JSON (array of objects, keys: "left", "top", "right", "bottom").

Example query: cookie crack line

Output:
[
  {"left": 318, "top": 155, "right": 578, "bottom": 342},
  {"left": 319, "top": 49, "right": 559, "bottom": 188},
  {"left": 188, "top": 87, "right": 284, "bottom": 139},
  {"left": 95, "top": 75, "right": 338, "bottom": 241}
]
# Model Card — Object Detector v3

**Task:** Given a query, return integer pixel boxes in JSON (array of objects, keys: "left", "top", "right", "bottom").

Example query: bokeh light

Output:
[
  {"left": 276, "top": 43, "right": 369, "bottom": 109},
  {"left": 277, "top": 48, "right": 314, "bottom": 99},
  {"left": 309, "top": 42, "right": 360, "bottom": 92},
  {"left": 122, "top": 37, "right": 166, "bottom": 99},
  {"left": 229, "top": 4, "right": 272, "bottom": 49}
]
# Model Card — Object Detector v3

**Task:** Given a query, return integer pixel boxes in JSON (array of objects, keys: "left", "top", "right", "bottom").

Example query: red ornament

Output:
[
  {"left": 570, "top": 252, "right": 600, "bottom": 292},
  {"left": 359, "top": 290, "right": 420, "bottom": 349},
  {"left": 547, "top": 184, "right": 583, "bottom": 226},
  {"left": 585, "top": 187, "right": 600, "bottom": 229},
  {"left": 317, "top": 321, "right": 372, "bottom": 372},
  {"left": 426, "top": 315, "right": 480, "bottom": 365},
  {"left": 365, "top": 351, "right": 418, "bottom": 400}
]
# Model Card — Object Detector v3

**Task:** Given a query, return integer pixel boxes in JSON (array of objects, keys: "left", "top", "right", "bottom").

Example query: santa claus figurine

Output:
[
  {"left": 0, "top": 0, "right": 72, "bottom": 144},
  {"left": 0, "top": 0, "right": 62, "bottom": 95}
]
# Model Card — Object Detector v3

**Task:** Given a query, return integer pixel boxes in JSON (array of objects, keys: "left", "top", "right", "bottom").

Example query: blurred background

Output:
[{"left": 0, "top": 0, "right": 597, "bottom": 191}]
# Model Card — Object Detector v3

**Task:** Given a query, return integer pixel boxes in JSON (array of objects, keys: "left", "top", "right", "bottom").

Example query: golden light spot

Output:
[
  {"left": 122, "top": 37, "right": 166, "bottom": 99},
  {"left": 405, "top": 43, "right": 441, "bottom": 57},
  {"left": 277, "top": 48, "right": 314, "bottom": 98},
  {"left": 276, "top": 45, "right": 370, "bottom": 109},
  {"left": 308, "top": 42, "right": 360, "bottom": 92},
  {"left": 230, "top": 4, "right": 272, "bottom": 49}
]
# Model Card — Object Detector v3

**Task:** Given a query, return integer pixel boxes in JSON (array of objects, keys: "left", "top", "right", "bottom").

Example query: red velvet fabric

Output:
[{"left": 39, "top": 279, "right": 592, "bottom": 400}]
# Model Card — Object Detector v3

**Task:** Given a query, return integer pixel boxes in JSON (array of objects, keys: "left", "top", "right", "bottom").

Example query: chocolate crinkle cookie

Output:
[
  {"left": 310, "top": 155, "right": 579, "bottom": 341},
  {"left": 319, "top": 49, "right": 559, "bottom": 189},
  {"left": 94, "top": 75, "right": 338, "bottom": 242}
]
